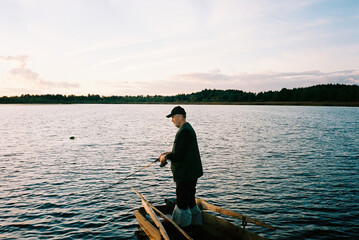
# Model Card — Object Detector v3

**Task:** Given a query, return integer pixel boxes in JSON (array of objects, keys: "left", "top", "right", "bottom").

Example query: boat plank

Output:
[
  {"left": 132, "top": 187, "right": 193, "bottom": 240},
  {"left": 142, "top": 200, "right": 170, "bottom": 240},
  {"left": 134, "top": 197, "right": 270, "bottom": 240},
  {"left": 134, "top": 210, "right": 162, "bottom": 240},
  {"left": 196, "top": 199, "right": 275, "bottom": 230},
  {"left": 202, "top": 211, "right": 267, "bottom": 240}
]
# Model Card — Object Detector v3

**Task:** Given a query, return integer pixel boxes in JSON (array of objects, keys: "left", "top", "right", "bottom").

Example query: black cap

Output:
[{"left": 166, "top": 106, "right": 186, "bottom": 118}]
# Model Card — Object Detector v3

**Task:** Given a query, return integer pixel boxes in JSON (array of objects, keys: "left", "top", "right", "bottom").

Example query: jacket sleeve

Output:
[{"left": 166, "top": 129, "right": 192, "bottom": 162}]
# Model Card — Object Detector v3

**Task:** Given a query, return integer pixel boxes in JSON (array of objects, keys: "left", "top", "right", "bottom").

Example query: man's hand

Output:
[
  {"left": 159, "top": 152, "right": 170, "bottom": 166},
  {"left": 159, "top": 155, "right": 167, "bottom": 165}
]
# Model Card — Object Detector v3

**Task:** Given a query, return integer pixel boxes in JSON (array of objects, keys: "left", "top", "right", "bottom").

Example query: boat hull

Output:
[{"left": 134, "top": 200, "right": 267, "bottom": 240}]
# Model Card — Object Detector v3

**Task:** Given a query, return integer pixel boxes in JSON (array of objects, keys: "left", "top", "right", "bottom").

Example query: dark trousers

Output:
[{"left": 176, "top": 179, "right": 197, "bottom": 210}]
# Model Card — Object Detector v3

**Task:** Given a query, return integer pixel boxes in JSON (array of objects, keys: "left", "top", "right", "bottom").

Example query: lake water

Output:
[{"left": 0, "top": 104, "right": 358, "bottom": 239}]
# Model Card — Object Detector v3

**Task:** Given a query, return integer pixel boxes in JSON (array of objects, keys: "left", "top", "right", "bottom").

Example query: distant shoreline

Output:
[
  {"left": 187, "top": 101, "right": 359, "bottom": 107},
  {"left": 1, "top": 102, "right": 358, "bottom": 107},
  {"left": 1, "top": 84, "right": 358, "bottom": 106}
]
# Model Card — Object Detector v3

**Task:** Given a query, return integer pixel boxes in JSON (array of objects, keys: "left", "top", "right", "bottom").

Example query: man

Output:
[{"left": 159, "top": 106, "right": 203, "bottom": 227}]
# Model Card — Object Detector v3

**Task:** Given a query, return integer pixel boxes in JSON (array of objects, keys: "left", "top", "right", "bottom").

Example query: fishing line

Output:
[
  {"left": 100, "top": 158, "right": 164, "bottom": 191},
  {"left": 57, "top": 157, "right": 164, "bottom": 218}
]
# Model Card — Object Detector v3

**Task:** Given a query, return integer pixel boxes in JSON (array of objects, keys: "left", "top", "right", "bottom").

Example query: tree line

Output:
[{"left": 0, "top": 84, "right": 358, "bottom": 105}]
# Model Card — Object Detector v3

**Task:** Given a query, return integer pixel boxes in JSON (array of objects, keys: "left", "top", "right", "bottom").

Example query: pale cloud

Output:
[
  {"left": 67, "top": 37, "right": 150, "bottom": 57},
  {"left": 171, "top": 70, "right": 359, "bottom": 93},
  {"left": 9, "top": 67, "right": 78, "bottom": 88},
  {"left": 1, "top": 55, "right": 79, "bottom": 93},
  {"left": 93, "top": 36, "right": 223, "bottom": 69},
  {"left": 303, "top": 18, "right": 331, "bottom": 28},
  {"left": 0, "top": 55, "right": 30, "bottom": 68},
  {"left": 272, "top": 0, "right": 321, "bottom": 12},
  {"left": 98, "top": 80, "right": 157, "bottom": 96},
  {"left": 10, "top": 68, "right": 39, "bottom": 83},
  {"left": 172, "top": 70, "right": 237, "bottom": 84},
  {"left": 94, "top": 69, "right": 359, "bottom": 96}
]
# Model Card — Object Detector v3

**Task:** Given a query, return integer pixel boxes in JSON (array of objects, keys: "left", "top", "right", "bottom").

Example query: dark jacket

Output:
[{"left": 167, "top": 122, "right": 203, "bottom": 182}]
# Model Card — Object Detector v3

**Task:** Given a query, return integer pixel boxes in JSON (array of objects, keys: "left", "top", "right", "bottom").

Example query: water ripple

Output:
[{"left": 0, "top": 105, "right": 358, "bottom": 239}]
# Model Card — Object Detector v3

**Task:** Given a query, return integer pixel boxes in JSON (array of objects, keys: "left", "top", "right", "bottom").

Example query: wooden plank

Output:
[
  {"left": 202, "top": 211, "right": 267, "bottom": 240},
  {"left": 142, "top": 199, "right": 170, "bottom": 240},
  {"left": 196, "top": 198, "right": 275, "bottom": 230},
  {"left": 132, "top": 188, "right": 193, "bottom": 240},
  {"left": 134, "top": 210, "right": 162, "bottom": 240}
]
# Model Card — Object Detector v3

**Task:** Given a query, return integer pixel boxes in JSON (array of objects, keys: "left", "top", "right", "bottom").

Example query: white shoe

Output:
[
  {"left": 190, "top": 205, "right": 202, "bottom": 226},
  {"left": 172, "top": 205, "right": 192, "bottom": 227}
]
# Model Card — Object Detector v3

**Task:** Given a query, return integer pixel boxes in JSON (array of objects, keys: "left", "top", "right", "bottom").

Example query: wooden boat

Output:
[{"left": 133, "top": 188, "right": 275, "bottom": 240}]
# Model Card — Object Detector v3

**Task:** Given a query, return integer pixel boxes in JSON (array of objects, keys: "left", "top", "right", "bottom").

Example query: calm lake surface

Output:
[{"left": 0, "top": 104, "right": 358, "bottom": 239}]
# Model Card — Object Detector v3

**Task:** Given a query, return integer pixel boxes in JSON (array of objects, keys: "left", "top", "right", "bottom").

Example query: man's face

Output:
[{"left": 171, "top": 114, "right": 182, "bottom": 128}]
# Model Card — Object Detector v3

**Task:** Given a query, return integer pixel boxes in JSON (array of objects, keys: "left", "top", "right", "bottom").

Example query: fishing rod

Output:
[{"left": 112, "top": 158, "right": 166, "bottom": 186}]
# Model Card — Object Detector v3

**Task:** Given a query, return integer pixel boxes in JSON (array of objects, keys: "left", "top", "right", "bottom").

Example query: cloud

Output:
[
  {"left": 10, "top": 68, "right": 39, "bottom": 82},
  {"left": 91, "top": 69, "right": 359, "bottom": 96},
  {"left": 9, "top": 67, "right": 78, "bottom": 88},
  {"left": 66, "top": 37, "right": 150, "bottom": 57},
  {"left": 172, "top": 69, "right": 237, "bottom": 84},
  {"left": 0, "top": 55, "right": 30, "bottom": 68},
  {"left": 171, "top": 69, "right": 359, "bottom": 92},
  {"left": 98, "top": 80, "right": 159, "bottom": 96},
  {"left": 1, "top": 55, "right": 79, "bottom": 91}
]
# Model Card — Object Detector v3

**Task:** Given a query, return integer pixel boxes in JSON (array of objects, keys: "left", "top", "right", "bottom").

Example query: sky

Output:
[{"left": 0, "top": 0, "right": 358, "bottom": 96}]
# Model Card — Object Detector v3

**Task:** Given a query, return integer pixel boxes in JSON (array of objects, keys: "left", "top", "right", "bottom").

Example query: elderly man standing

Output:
[{"left": 159, "top": 106, "right": 203, "bottom": 227}]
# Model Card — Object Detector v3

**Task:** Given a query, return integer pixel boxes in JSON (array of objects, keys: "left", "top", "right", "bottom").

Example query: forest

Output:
[{"left": 1, "top": 84, "right": 358, "bottom": 105}]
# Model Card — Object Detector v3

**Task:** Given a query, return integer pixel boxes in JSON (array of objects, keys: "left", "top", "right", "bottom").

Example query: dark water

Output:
[{"left": 0, "top": 104, "right": 358, "bottom": 239}]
